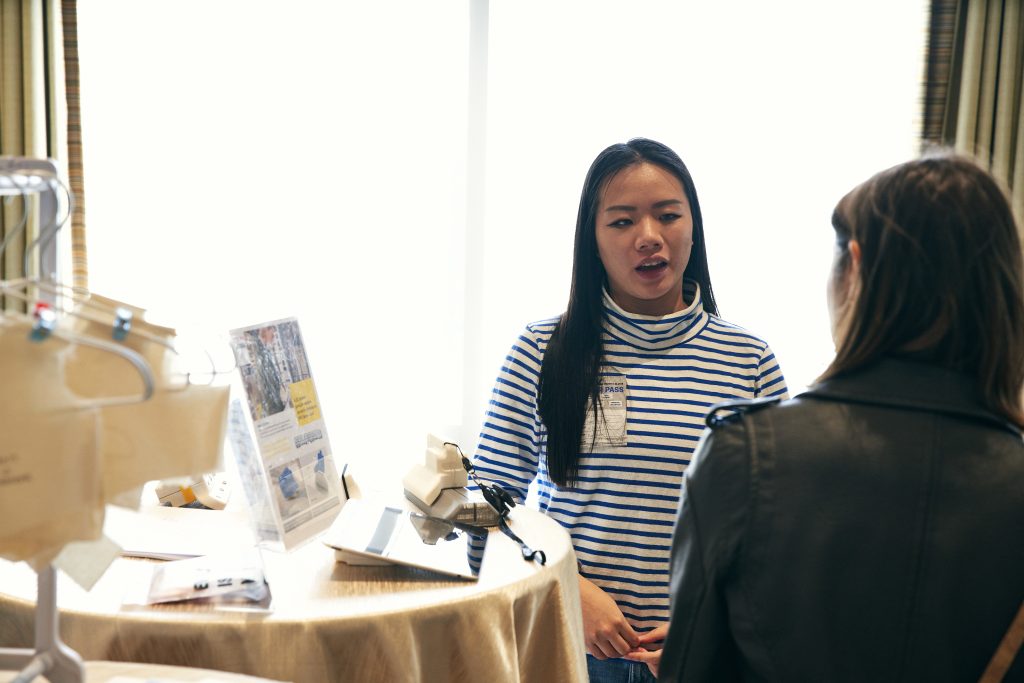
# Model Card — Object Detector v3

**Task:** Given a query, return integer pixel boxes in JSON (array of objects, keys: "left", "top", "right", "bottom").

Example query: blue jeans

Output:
[{"left": 587, "top": 655, "right": 658, "bottom": 683}]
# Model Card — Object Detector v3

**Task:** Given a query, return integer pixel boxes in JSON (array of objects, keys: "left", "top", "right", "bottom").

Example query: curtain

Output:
[
  {"left": 61, "top": 0, "right": 86, "bottom": 290},
  {"left": 922, "top": 0, "right": 1024, "bottom": 221},
  {"left": 0, "top": 0, "right": 86, "bottom": 307}
]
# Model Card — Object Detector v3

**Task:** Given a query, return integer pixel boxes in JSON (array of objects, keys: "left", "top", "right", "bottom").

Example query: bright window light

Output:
[{"left": 77, "top": 1, "right": 927, "bottom": 479}]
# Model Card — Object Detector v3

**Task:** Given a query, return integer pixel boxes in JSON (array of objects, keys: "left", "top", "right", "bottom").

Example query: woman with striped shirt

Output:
[{"left": 473, "top": 138, "right": 788, "bottom": 682}]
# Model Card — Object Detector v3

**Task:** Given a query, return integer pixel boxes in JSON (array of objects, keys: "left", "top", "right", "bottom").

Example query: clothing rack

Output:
[
  {"left": 0, "top": 157, "right": 85, "bottom": 683},
  {"left": 0, "top": 567, "right": 84, "bottom": 683}
]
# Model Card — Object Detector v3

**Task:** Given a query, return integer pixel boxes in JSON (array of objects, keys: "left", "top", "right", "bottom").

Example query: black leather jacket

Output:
[{"left": 659, "top": 358, "right": 1024, "bottom": 682}]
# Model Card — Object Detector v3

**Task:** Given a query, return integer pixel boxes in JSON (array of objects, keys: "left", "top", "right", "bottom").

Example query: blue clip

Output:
[
  {"left": 30, "top": 307, "right": 57, "bottom": 342},
  {"left": 113, "top": 307, "right": 133, "bottom": 341}
]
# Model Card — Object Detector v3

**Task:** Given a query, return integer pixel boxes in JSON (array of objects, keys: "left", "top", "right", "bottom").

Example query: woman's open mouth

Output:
[{"left": 635, "top": 259, "right": 668, "bottom": 279}]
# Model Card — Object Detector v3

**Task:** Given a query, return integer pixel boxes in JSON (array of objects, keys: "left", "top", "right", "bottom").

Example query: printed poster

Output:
[{"left": 227, "top": 318, "right": 342, "bottom": 550}]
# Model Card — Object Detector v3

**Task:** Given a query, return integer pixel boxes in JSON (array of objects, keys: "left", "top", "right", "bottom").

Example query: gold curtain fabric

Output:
[
  {"left": 923, "top": 0, "right": 1024, "bottom": 221},
  {"left": 61, "top": 0, "right": 86, "bottom": 290},
  {"left": 0, "top": 0, "right": 86, "bottom": 302}
]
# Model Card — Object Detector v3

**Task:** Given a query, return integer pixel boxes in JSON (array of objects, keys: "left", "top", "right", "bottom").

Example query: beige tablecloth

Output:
[
  {"left": 0, "top": 660, "right": 288, "bottom": 682},
  {"left": 0, "top": 507, "right": 587, "bottom": 683}
]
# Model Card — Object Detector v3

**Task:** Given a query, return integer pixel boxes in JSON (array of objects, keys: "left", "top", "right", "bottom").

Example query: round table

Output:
[
  {"left": 0, "top": 506, "right": 587, "bottom": 683},
  {"left": 0, "top": 661, "right": 287, "bottom": 682}
]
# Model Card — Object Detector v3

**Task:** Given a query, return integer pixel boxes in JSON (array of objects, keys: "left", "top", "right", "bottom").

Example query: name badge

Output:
[{"left": 582, "top": 375, "right": 628, "bottom": 449}]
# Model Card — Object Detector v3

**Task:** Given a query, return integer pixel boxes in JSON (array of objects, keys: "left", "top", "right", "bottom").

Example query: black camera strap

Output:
[{"left": 448, "top": 443, "right": 547, "bottom": 565}]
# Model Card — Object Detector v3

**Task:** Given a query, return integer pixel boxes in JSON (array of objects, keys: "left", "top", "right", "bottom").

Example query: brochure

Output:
[
  {"left": 227, "top": 318, "right": 344, "bottom": 551},
  {"left": 122, "top": 547, "right": 271, "bottom": 611}
]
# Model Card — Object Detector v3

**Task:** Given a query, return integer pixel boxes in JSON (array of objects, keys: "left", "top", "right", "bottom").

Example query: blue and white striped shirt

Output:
[{"left": 473, "top": 282, "right": 788, "bottom": 631}]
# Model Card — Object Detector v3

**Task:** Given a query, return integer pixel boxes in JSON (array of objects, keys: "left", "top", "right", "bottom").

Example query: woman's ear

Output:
[
  {"left": 848, "top": 239, "right": 862, "bottom": 271},
  {"left": 842, "top": 239, "right": 863, "bottom": 303},
  {"left": 828, "top": 238, "right": 862, "bottom": 348}
]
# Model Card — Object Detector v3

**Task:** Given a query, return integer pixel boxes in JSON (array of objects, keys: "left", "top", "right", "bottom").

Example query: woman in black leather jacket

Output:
[{"left": 654, "top": 154, "right": 1024, "bottom": 682}]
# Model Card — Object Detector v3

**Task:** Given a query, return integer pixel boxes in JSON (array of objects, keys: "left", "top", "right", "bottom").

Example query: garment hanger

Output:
[
  {"left": 0, "top": 156, "right": 62, "bottom": 194},
  {"left": 0, "top": 194, "right": 32, "bottom": 264},
  {"left": 1, "top": 306, "right": 155, "bottom": 408},
  {"left": 13, "top": 168, "right": 72, "bottom": 278},
  {"left": 0, "top": 156, "right": 69, "bottom": 280},
  {"left": 0, "top": 279, "right": 226, "bottom": 391},
  {"left": 0, "top": 159, "right": 227, "bottom": 388},
  {"left": 0, "top": 157, "right": 153, "bottom": 406}
]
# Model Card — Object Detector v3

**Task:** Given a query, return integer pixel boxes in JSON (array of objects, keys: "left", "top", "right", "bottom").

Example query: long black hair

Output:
[{"left": 538, "top": 138, "right": 717, "bottom": 487}]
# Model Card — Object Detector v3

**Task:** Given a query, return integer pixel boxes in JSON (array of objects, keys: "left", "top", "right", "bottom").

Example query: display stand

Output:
[
  {"left": 227, "top": 318, "right": 345, "bottom": 552},
  {"left": 0, "top": 158, "right": 84, "bottom": 683},
  {"left": 0, "top": 566, "right": 84, "bottom": 683}
]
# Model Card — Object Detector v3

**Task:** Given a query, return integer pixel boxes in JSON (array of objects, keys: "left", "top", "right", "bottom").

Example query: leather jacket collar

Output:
[{"left": 800, "top": 357, "right": 1022, "bottom": 438}]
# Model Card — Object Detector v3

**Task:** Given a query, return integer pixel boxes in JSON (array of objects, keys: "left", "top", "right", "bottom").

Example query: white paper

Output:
[
  {"left": 142, "top": 548, "right": 268, "bottom": 606},
  {"left": 582, "top": 375, "right": 629, "bottom": 448},
  {"left": 64, "top": 306, "right": 229, "bottom": 501},
  {"left": 104, "top": 504, "right": 257, "bottom": 561},
  {"left": 53, "top": 533, "right": 122, "bottom": 590}
]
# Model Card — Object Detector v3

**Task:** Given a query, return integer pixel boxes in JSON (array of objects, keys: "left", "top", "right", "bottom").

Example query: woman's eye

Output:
[
  {"left": 660, "top": 213, "right": 681, "bottom": 223},
  {"left": 609, "top": 218, "right": 633, "bottom": 228}
]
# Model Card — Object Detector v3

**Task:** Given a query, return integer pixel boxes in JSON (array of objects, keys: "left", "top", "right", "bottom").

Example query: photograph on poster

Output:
[{"left": 235, "top": 321, "right": 312, "bottom": 422}]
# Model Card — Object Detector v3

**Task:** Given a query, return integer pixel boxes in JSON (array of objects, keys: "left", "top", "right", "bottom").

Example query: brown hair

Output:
[{"left": 821, "top": 153, "right": 1024, "bottom": 426}]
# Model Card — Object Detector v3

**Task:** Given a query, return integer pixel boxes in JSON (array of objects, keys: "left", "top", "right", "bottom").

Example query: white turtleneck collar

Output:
[{"left": 601, "top": 280, "right": 709, "bottom": 350}]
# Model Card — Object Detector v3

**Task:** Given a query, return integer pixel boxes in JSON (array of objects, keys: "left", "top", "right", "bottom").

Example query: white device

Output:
[
  {"left": 323, "top": 499, "right": 488, "bottom": 580},
  {"left": 402, "top": 434, "right": 498, "bottom": 527},
  {"left": 155, "top": 472, "right": 232, "bottom": 510}
]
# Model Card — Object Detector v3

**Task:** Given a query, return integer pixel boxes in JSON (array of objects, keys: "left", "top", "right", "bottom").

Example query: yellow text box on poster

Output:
[{"left": 289, "top": 379, "right": 321, "bottom": 426}]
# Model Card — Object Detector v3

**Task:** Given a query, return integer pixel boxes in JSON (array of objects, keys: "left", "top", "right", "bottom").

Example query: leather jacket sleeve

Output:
[{"left": 658, "top": 422, "right": 751, "bottom": 682}]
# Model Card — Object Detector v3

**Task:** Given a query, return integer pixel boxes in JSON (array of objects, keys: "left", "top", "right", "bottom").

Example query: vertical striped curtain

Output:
[
  {"left": 0, "top": 0, "right": 87, "bottom": 306},
  {"left": 922, "top": 0, "right": 1024, "bottom": 221}
]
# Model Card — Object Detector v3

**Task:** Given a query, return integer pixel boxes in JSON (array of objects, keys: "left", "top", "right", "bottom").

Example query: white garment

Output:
[
  {"left": 0, "top": 297, "right": 229, "bottom": 569},
  {"left": 64, "top": 301, "right": 229, "bottom": 505},
  {"left": 0, "top": 316, "right": 103, "bottom": 565}
]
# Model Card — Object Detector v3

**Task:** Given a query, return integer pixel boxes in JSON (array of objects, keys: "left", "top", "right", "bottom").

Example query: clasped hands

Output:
[{"left": 579, "top": 575, "right": 665, "bottom": 676}]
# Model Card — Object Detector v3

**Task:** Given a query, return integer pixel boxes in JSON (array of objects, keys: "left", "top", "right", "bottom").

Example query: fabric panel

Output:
[
  {"left": 0, "top": 507, "right": 588, "bottom": 683},
  {"left": 0, "top": 0, "right": 79, "bottom": 297},
  {"left": 61, "top": 0, "right": 87, "bottom": 289},
  {"left": 925, "top": 0, "right": 1023, "bottom": 221},
  {"left": 921, "top": 0, "right": 961, "bottom": 145}
]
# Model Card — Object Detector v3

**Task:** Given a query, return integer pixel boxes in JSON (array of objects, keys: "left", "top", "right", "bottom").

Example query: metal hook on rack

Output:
[
  {"left": 0, "top": 278, "right": 229, "bottom": 392},
  {"left": 1, "top": 157, "right": 232, "bottom": 390},
  {"left": 0, "top": 157, "right": 64, "bottom": 278},
  {"left": 3, "top": 303, "right": 156, "bottom": 407}
]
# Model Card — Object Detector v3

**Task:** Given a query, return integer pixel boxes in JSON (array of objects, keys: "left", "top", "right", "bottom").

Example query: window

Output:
[{"left": 77, "top": 1, "right": 927, "bottom": 478}]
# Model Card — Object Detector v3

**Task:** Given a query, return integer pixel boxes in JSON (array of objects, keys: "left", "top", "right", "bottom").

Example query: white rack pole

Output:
[{"left": 0, "top": 564, "right": 84, "bottom": 683}]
